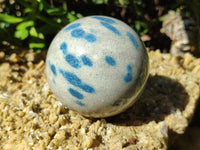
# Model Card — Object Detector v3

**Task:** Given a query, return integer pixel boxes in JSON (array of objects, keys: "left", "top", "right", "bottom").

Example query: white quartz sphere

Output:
[{"left": 46, "top": 16, "right": 149, "bottom": 118}]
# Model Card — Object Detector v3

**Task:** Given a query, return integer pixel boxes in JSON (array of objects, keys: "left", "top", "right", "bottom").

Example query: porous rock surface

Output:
[{"left": 0, "top": 49, "right": 199, "bottom": 150}]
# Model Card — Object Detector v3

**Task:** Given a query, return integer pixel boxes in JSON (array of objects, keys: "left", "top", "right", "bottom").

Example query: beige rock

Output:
[
  {"left": 161, "top": 10, "right": 196, "bottom": 57},
  {"left": 9, "top": 53, "right": 20, "bottom": 63},
  {"left": 0, "top": 51, "right": 5, "bottom": 60}
]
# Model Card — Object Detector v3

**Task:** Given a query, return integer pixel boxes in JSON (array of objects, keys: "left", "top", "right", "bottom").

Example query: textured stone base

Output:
[{"left": 0, "top": 49, "right": 199, "bottom": 149}]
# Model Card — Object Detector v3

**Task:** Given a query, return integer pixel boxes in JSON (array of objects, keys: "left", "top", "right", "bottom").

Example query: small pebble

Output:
[
  {"left": 9, "top": 53, "right": 20, "bottom": 63},
  {"left": 0, "top": 51, "right": 5, "bottom": 60}
]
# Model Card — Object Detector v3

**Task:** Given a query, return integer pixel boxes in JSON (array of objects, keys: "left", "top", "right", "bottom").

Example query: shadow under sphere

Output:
[{"left": 106, "top": 75, "right": 189, "bottom": 126}]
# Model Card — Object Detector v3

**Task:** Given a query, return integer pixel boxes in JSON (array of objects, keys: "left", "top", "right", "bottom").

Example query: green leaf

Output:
[
  {"left": 24, "top": 8, "right": 33, "bottom": 14},
  {"left": 135, "top": 23, "right": 141, "bottom": 31},
  {"left": 38, "top": 33, "right": 44, "bottom": 39},
  {"left": 76, "top": 13, "right": 83, "bottom": 19},
  {"left": 67, "top": 11, "right": 78, "bottom": 23},
  {"left": 14, "top": 29, "right": 29, "bottom": 40},
  {"left": 56, "top": 18, "right": 62, "bottom": 23},
  {"left": 30, "top": 27, "right": 38, "bottom": 37},
  {"left": 0, "top": 14, "right": 24, "bottom": 24},
  {"left": 16, "top": 21, "right": 34, "bottom": 30},
  {"left": 29, "top": 42, "right": 45, "bottom": 49},
  {"left": 46, "top": 8, "right": 67, "bottom": 16},
  {"left": 36, "top": 49, "right": 42, "bottom": 53},
  {"left": 92, "top": 0, "right": 108, "bottom": 4},
  {"left": 63, "top": 2, "right": 68, "bottom": 11},
  {"left": 141, "top": 28, "right": 149, "bottom": 35},
  {"left": 38, "top": 2, "right": 44, "bottom": 11},
  {"left": 29, "top": 27, "right": 45, "bottom": 39}
]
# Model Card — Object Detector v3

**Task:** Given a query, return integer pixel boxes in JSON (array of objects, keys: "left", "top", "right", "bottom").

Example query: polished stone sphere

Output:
[{"left": 46, "top": 16, "right": 149, "bottom": 118}]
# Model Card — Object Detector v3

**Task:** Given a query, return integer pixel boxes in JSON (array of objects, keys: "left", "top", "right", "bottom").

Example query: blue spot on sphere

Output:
[
  {"left": 59, "top": 69, "right": 82, "bottom": 87},
  {"left": 126, "top": 32, "right": 139, "bottom": 50},
  {"left": 60, "top": 42, "right": 68, "bottom": 55},
  {"left": 124, "top": 65, "right": 133, "bottom": 83},
  {"left": 127, "top": 65, "right": 132, "bottom": 72},
  {"left": 68, "top": 88, "right": 84, "bottom": 99},
  {"left": 105, "top": 56, "right": 116, "bottom": 66},
  {"left": 124, "top": 73, "right": 132, "bottom": 83},
  {"left": 65, "top": 54, "right": 81, "bottom": 69},
  {"left": 100, "top": 21, "right": 121, "bottom": 36},
  {"left": 49, "top": 62, "right": 57, "bottom": 76},
  {"left": 59, "top": 68, "right": 95, "bottom": 93},
  {"left": 91, "top": 16, "right": 116, "bottom": 24},
  {"left": 74, "top": 100, "right": 85, "bottom": 106},
  {"left": 80, "top": 84, "right": 95, "bottom": 93},
  {"left": 84, "top": 33, "right": 97, "bottom": 43},
  {"left": 71, "top": 29, "right": 85, "bottom": 38},
  {"left": 64, "top": 23, "right": 81, "bottom": 31},
  {"left": 81, "top": 55, "right": 93, "bottom": 67}
]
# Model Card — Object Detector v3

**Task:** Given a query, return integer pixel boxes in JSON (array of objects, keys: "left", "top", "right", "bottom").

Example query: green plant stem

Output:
[{"left": 35, "top": 15, "right": 62, "bottom": 28}]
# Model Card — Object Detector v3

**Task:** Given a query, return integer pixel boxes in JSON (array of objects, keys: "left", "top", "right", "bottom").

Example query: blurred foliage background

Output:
[{"left": 0, "top": 0, "right": 200, "bottom": 53}]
